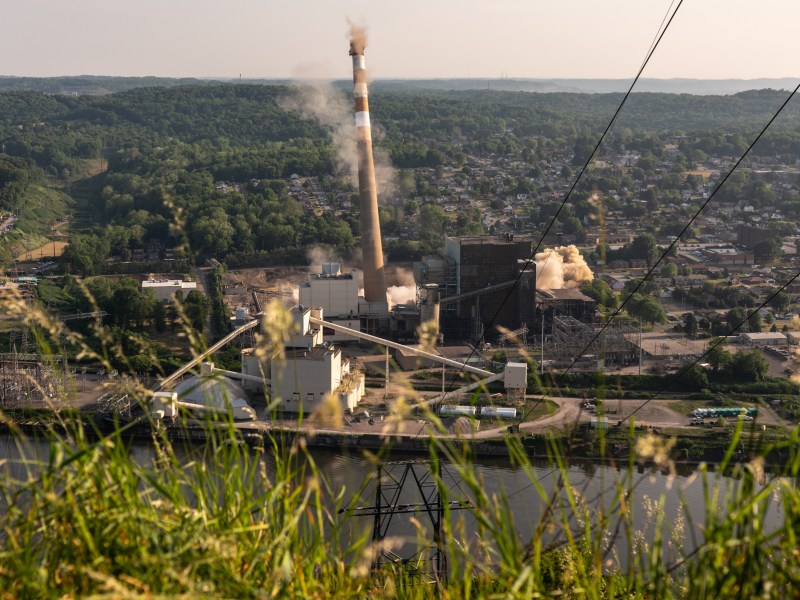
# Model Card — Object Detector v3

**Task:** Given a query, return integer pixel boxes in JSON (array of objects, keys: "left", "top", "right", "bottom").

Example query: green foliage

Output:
[
  {"left": 625, "top": 292, "right": 667, "bottom": 324},
  {"left": 730, "top": 349, "right": 769, "bottom": 382},
  {"left": 580, "top": 278, "right": 618, "bottom": 310},
  {"left": 206, "top": 264, "right": 231, "bottom": 340},
  {"left": 1, "top": 277, "right": 800, "bottom": 597}
]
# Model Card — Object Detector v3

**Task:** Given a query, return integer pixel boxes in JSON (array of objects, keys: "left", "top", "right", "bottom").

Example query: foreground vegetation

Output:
[
  {"left": 0, "top": 299, "right": 798, "bottom": 598},
  {"left": 0, "top": 406, "right": 797, "bottom": 597}
]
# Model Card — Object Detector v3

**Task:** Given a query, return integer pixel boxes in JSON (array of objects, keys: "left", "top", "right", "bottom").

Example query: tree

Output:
[
  {"left": 747, "top": 311, "right": 762, "bottom": 333},
  {"left": 768, "top": 291, "right": 790, "bottom": 314},
  {"left": 706, "top": 342, "right": 733, "bottom": 374},
  {"left": 153, "top": 301, "right": 167, "bottom": 333},
  {"left": 659, "top": 263, "right": 678, "bottom": 278},
  {"left": 626, "top": 293, "right": 667, "bottom": 325},
  {"left": 580, "top": 279, "right": 618, "bottom": 310},
  {"left": 681, "top": 364, "right": 708, "bottom": 389},
  {"left": 183, "top": 290, "right": 210, "bottom": 333},
  {"left": 683, "top": 313, "right": 698, "bottom": 338},
  {"left": 629, "top": 233, "right": 659, "bottom": 266},
  {"left": 730, "top": 350, "right": 769, "bottom": 382},
  {"left": 753, "top": 238, "right": 782, "bottom": 263},
  {"left": 418, "top": 204, "right": 446, "bottom": 249}
]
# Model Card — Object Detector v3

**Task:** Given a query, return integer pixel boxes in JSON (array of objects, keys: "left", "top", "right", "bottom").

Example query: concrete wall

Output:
[
  {"left": 271, "top": 350, "right": 340, "bottom": 413},
  {"left": 299, "top": 275, "right": 360, "bottom": 316}
]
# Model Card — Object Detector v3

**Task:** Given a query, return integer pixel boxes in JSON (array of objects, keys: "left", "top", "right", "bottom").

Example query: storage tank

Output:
[
  {"left": 480, "top": 406, "right": 517, "bottom": 419},
  {"left": 439, "top": 405, "right": 477, "bottom": 417}
]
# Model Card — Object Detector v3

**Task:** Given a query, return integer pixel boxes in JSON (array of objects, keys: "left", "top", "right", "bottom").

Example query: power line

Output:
[
  {"left": 516, "top": 80, "right": 799, "bottom": 425},
  {"left": 438, "top": 0, "right": 685, "bottom": 399},
  {"left": 505, "top": 268, "right": 800, "bottom": 501},
  {"left": 620, "top": 271, "right": 800, "bottom": 425}
]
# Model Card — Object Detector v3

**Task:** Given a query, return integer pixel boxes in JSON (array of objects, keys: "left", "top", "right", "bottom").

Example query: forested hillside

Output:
[{"left": 1, "top": 84, "right": 799, "bottom": 268}]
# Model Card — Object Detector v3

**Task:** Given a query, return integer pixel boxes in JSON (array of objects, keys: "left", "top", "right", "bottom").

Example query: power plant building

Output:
[
  {"left": 416, "top": 235, "right": 536, "bottom": 341},
  {"left": 240, "top": 306, "right": 365, "bottom": 413},
  {"left": 299, "top": 263, "right": 360, "bottom": 342},
  {"left": 535, "top": 288, "right": 597, "bottom": 333},
  {"left": 142, "top": 278, "right": 197, "bottom": 302}
]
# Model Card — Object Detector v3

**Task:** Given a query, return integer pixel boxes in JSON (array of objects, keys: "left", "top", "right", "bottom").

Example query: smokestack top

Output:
[{"left": 347, "top": 19, "right": 368, "bottom": 56}]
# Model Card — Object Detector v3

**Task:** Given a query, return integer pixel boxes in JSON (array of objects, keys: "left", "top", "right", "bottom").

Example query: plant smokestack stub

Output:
[{"left": 350, "top": 45, "right": 386, "bottom": 304}]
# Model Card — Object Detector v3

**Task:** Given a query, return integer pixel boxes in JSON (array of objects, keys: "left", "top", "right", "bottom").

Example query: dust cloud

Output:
[
  {"left": 277, "top": 71, "right": 397, "bottom": 201},
  {"left": 535, "top": 245, "right": 594, "bottom": 289},
  {"left": 306, "top": 245, "right": 342, "bottom": 273},
  {"left": 347, "top": 18, "right": 368, "bottom": 55},
  {"left": 386, "top": 267, "right": 417, "bottom": 308}
]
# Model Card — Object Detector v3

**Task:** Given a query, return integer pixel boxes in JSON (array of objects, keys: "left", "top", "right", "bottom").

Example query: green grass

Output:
[
  {"left": 0, "top": 289, "right": 799, "bottom": 597},
  {"left": 0, "top": 185, "right": 70, "bottom": 264},
  {"left": 37, "top": 280, "right": 76, "bottom": 309},
  {"left": 519, "top": 398, "right": 559, "bottom": 422},
  {"left": 1, "top": 414, "right": 797, "bottom": 597}
]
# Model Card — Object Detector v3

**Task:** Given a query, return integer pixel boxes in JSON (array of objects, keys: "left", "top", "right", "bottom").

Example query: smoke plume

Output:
[
  {"left": 347, "top": 18, "right": 368, "bottom": 55},
  {"left": 306, "top": 245, "right": 342, "bottom": 273},
  {"left": 386, "top": 267, "right": 417, "bottom": 308},
  {"left": 277, "top": 75, "right": 397, "bottom": 200},
  {"left": 535, "top": 245, "right": 594, "bottom": 289}
]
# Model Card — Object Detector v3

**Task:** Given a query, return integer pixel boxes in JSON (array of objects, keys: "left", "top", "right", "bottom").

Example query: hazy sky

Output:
[{"left": 2, "top": 0, "right": 798, "bottom": 80}]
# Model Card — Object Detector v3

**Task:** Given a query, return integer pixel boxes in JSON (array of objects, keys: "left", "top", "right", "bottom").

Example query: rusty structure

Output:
[{"left": 350, "top": 41, "right": 386, "bottom": 306}]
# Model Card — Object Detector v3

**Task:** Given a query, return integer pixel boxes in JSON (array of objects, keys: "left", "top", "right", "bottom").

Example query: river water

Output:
[{"left": 0, "top": 431, "right": 788, "bottom": 572}]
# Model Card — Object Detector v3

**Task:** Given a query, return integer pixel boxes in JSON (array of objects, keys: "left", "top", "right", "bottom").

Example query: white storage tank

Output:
[
  {"left": 480, "top": 406, "right": 517, "bottom": 419},
  {"left": 439, "top": 405, "right": 477, "bottom": 417}
]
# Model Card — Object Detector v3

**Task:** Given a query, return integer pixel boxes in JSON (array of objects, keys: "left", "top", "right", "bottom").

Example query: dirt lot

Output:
[{"left": 16, "top": 240, "right": 68, "bottom": 262}]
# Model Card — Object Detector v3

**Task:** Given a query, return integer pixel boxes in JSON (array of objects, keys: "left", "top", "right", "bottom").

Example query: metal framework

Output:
[
  {"left": 550, "top": 315, "right": 638, "bottom": 367},
  {"left": 341, "top": 461, "right": 470, "bottom": 585}
]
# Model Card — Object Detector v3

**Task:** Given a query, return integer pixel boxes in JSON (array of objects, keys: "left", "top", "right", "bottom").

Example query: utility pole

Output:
[
  {"left": 639, "top": 319, "right": 643, "bottom": 375},
  {"left": 384, "top": 346, "right": 389, "bottom": 399}
]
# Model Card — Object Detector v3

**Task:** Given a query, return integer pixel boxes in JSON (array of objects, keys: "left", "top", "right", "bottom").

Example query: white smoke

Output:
[
  {"left": 277, "top": 68, "right": 398, "bottom": 201},
  {"left": 386, "top": 267, "right": 417, "bottom": 308},
  {"left": 535, "top": 245, "right": 594, "bottom": 289},
  {"left": 306, "top": 245, "right": 342, "bottom": 273},
  {"left": 277, "top": 281, "right": 299, "bottom": 305}
]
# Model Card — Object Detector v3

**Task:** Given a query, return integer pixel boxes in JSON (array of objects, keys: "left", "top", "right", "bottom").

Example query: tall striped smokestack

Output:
[{"left": 350, "top": 40, "right": 386, "bottom": 304}]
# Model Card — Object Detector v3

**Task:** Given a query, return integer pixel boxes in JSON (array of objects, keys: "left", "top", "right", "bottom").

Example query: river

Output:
[{"left": 0, "top": 431, "right": 788, "bottom": 573}]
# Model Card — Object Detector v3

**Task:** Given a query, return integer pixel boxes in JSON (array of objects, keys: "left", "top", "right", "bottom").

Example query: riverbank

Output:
[{"left": 0, "top": 405, "right": 792, "bottom": 467}]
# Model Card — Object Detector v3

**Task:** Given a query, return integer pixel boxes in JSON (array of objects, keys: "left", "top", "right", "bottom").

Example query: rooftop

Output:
[{"left": 536, "top": 288, "right": 594, "bottom": 302}]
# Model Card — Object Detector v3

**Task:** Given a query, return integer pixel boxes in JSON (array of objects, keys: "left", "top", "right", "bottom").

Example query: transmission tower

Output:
[{"left": 341, "top": 460, "right": 470, "bottom": 585}]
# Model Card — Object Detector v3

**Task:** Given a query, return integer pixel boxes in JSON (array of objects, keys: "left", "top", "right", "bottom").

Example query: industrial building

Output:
[
  {"left": 736, "top": 224, "right": 776, "bottom": 250},
  {"left": 535, "top": 288, "right": 597, "bottom": 334},
  {"left": 240, "top": 306, "right": 365, "bottom": 414},
  {"left": 141, "top": 278, "right": 197, "bottom": 302},
  {"left": 738, "top": 332, "right": 787, "bottom": 346},
  {"left": 299, "top": 262, "right": 361, "bottom": 342},
  {"left": 414, "top": 234, "right": 536, "bottom": 342}
]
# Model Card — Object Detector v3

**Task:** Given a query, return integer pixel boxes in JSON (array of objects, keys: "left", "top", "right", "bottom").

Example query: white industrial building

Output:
[
  {"left": 241, "top": 305, "right": 365, "bottom": 414},
  {"left": 298, "top": 263, "right": 362, "bottom": 341},
  {"left": 142, "top": 278, "right": 197, "bottom": 302},
  {"left": 738, "top": 332, "right": 787, "bottom": 346}
]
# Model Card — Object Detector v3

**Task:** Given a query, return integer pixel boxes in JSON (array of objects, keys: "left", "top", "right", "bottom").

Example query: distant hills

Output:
[
  {"left": 0, "top": 76, "right": 215, "bottom": 95},
  {"left": 0, "top": 75, "right": 796, "bottom": 96},
  {"left": 370, "top": 78, "right": 799, "bottom": 95}
]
